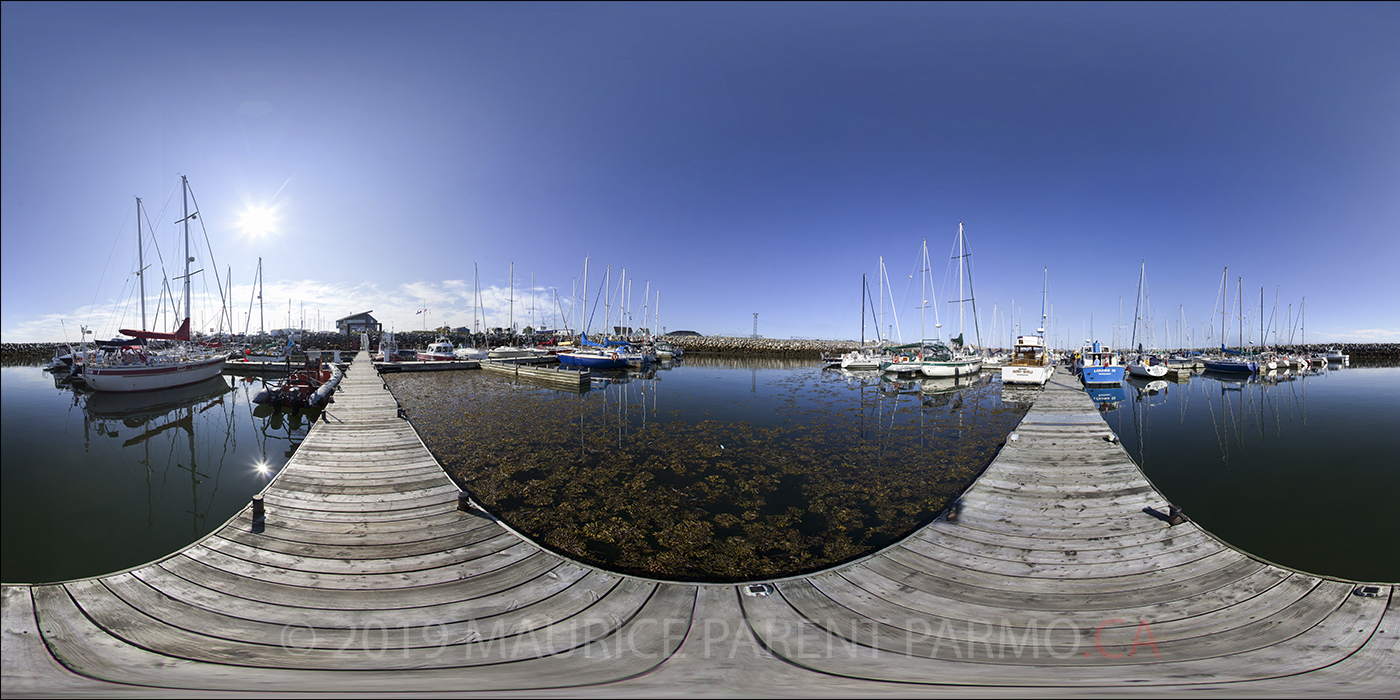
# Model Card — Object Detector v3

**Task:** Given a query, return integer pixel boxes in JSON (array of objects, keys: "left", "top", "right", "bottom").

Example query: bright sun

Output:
[{"left": 239, "top": 206, "right": 277, "bottom": 238}]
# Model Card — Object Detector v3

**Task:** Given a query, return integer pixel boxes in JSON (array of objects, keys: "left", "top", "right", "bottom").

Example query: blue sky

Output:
[{"left": 4, "top": 2, "right": 1397, "bottom": 347}]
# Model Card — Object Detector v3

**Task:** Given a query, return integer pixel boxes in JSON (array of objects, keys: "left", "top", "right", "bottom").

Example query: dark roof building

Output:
[{"left": 335, "top": 311, "right": 382, "bottom": 336}]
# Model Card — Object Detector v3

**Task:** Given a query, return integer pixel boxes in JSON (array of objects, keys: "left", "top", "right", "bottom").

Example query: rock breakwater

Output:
[{"left": 664, "top": 336, "right": 861, "bottom": 357}]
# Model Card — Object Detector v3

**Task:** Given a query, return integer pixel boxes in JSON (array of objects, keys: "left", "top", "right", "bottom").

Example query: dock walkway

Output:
[{"left": 3, "top": 357, "right": 1393, "bottom": 696}]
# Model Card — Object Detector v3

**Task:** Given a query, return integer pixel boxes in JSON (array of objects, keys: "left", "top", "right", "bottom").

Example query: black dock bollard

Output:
[
  {"left": 458, "top": 491, "right": 472, "bottom": 512},
  {"left": 1167, "top": 504, "right": 1186, "bottom": 526},
  {"left": 252, "top": 494, "right": 265, "bottom": 522}
]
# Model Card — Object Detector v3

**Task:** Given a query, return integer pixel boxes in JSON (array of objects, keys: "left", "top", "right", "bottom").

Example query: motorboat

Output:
[
  {"left": 417, "top": 337, "right": 457, "bottom": 361},
  {"left": 1000, "top": 268, "right": 1053, "bottom": 386},
  {"left": 454, "top": 345, "right": 487, "bottom": 360},
  {"left": 1001, "top": 334, "right": 1054, "bottom": 385},
  {"left": 1076, "top": 341, "right": 1126, "bottom": 386}
]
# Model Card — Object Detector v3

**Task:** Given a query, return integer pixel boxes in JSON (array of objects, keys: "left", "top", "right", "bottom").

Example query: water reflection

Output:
[
  {"left": 679, "top": 354, "right": 817, "bottom": 370},
  {"left": 1087, "top": 385, "right": 1127, "bottom": 411},
  {"left": 1, "top": 367, "right": 312, "bottom": 583},
  {"left": 70, "top": 378, "right": 237, "bottom": 535},
  {"left": 1096, "top": 361, "right": 1400, "bottom": 581}
]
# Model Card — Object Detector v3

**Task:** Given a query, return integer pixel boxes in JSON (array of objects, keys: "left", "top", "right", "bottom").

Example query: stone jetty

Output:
[{"left": 663, "top": 335, "right": 861, "bottom": 357}]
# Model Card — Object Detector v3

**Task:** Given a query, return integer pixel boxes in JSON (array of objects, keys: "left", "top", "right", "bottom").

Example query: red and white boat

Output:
[
  {"left": 416, "top": 337, "right": 456, "bottom": 361},
  {"left": 84, "top": 178, "right": 228, "bottom": 393},
  {"left": 85, "top": 319, "right": 228, "bottom": 392}
]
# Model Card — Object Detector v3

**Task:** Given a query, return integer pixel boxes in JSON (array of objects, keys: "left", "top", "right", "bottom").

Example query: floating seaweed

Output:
[{"left": 388, "top": 363, "right": 1029, "bottom": 582}]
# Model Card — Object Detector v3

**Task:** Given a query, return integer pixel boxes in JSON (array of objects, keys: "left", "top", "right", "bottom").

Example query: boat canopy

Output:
[
  {"left": 119, "top": 317, "right": 191, "bottom": 341},
  {"left": 95, "top": 337, "right": 147, "bottom": 348}
]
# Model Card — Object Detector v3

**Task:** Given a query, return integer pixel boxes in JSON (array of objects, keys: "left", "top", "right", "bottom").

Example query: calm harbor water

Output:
[
  {"left": 1, "top": 366, "right": 309, "bottom": 583},
  {"left": 1098, "top": 362, "right": 1399, "bottom": 583},
  {"left": 3, "top": 357, "right": 1395, "bottom": 585}
]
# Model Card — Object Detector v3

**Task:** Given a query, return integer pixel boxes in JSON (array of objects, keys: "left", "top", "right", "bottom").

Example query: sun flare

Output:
[{"left": 239, "top": 206, "right": 277, "bottom": 238}]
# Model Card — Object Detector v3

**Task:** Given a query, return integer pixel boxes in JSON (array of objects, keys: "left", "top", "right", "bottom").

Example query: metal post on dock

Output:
[
  {"left": 457, "top": 491, "right": 472, "bottom": 512},
  {"left": 1167, "top": 504, "right": 1186, "bottom": 526},
  {"left": 252, "top": 494, "right": 265, "bottom": 522}
]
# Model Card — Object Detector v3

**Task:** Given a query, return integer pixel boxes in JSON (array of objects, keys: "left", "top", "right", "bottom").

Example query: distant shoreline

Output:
[{"left": 6, "top": 339, "right": 1399, "bottom": 362}]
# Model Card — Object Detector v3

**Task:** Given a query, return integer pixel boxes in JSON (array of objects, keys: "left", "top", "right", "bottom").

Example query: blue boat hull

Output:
[
  {"left": 1201, "top": 358, "right": 1258, "bottom": 374},
  {"left": 557, "top": 352, "right": 630, "bottom": 370},
  {"left": 1079, "top": 365, "right": 1126, "bottom": 385}
]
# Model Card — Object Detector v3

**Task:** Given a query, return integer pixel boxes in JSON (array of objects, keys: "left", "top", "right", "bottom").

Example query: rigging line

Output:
[
  {"left": 584, "top": 265, "right": 609, "bottom": 336},
  {"left": 86, "top": 205, "right": 134, "bottom": 335},
  {"left": 834, "top": 285, "right": 857, "bottom": 343},
  {"left": 186, "top": 180, "right": 228, "bottom": 331},
  {"left": 865, "top": 276, "right": 882, "bottom": 343},
  {"left": 880, "top": 257, "right": 902, "bottom": 343},
  {"left": 962, "top": 226, "right": 982, "bottom": 348}
]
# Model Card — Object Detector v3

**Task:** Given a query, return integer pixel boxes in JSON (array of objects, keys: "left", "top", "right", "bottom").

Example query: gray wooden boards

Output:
[{"left": 3, "top": 353, "right": 1391, "bottom": 696}]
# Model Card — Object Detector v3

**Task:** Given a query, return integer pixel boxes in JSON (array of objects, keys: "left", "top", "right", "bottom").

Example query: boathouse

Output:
[{"left": 334, "top": 310, "right": 381, "bottom": 336}]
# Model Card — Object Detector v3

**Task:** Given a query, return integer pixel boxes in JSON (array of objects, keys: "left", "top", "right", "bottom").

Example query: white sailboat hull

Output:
[
  {"left": 1126, "top": 363, "right": 1169, "bottom": 378},
  {"left": 840, "top": 351, "right": 883, "bottom": 370},
  {"left": 920, "top": 358, "right": 982, "bottom": 377},
  {"left": 84, "top": 354, "right": 228, "bottom": 393}
]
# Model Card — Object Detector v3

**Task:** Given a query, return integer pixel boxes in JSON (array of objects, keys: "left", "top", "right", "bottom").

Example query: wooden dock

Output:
[
  {"left": 373, "top": 359, "right": 481, "bottom": 373},
  {"left": 3, "top": 359, "right": 1393, "bottom": 696},
  {"left": 479, "top": 358, "right": 591, "bottom": 391}
]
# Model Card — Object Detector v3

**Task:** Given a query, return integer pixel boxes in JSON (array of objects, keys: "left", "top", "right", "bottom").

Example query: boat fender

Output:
[{"left": 252, "top": 389, "right": 271, "bottom": 404}]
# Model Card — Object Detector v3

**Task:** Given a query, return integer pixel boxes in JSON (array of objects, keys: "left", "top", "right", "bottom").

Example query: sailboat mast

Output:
[
  {"left": 1131, "top": 261, "right": 1144, "bottom": 352},
  {"left": 919, "top": 239, "right": 928, "bottom": 357},
  {"left": 1039, "top": 267, "right": 1048, "bottom": 338},
  {"left": 860, "top": 273, "right": 866, "bottom": 346},
  {"left": 258, "top": 258, "right": 265, "bottom": 338},
  {"left": 182, "top": 175, "right": 191, "bottom": 326},
  {"left": 509, "top": 261, "right": 515, "bottom": 335},
  {"left": 1221, "top": 267, "right": 1229, "bottom": 350},
  {"left": 137, "top": 197, "right": 147, "bottom": 332},
  {"left": 957, "top": 224, "right": 964, "bottom": 340},
  {"left": 962, "top": 222, "right": 982, "bottom": 348}
]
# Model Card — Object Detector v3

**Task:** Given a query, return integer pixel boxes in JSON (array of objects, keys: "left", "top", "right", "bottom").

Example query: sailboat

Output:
[
  {"left": 840, "top": 273, "right": 885, "bottom": 370},
  {"left": 880, "top": 239, "right": 948, "bottom": 375},
  {"left": 921, "top": 221, "right": 982, "bottom": 377},
  {"left": 557, "top": 259, "right": 633, "bottom": 369},
  {"left": 488, "top": 261, "right": 544, "bottom": 359},
  {"left": 1202, "top": 272, "right": 1259, "bottom": 374},
  {"left": 1126, "top": 261, "right": 1168, "bottom": 379},
  {"left": 1204, "top": 270, "right": 1260, "bottom": 375},
  {"left": 239, "top": 257, "right": 287, "bottom": 363},
  {"left": 84, "top": 177, "right": 230, "bottom": 393},
  {"left": 455, "top": 263, "right": 489, "bottom": 361}
]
